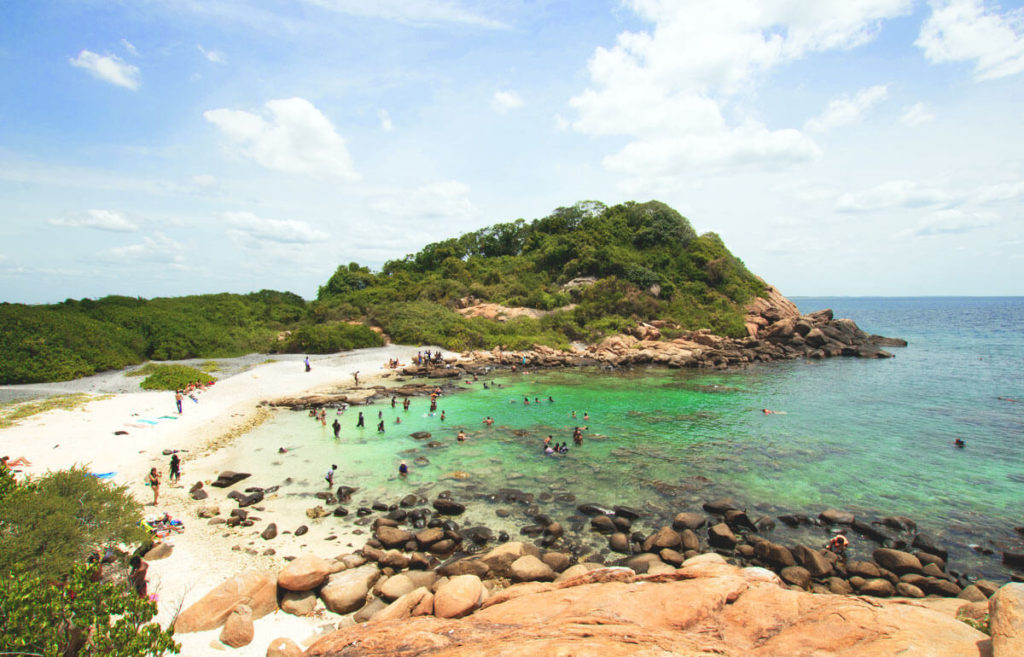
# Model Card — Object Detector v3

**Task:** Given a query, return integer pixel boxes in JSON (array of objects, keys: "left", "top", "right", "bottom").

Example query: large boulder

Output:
[
  {"left": 370, "top": 587, "right": 434, "bottom": 622},
  {"left": 174, "top": 571, "right": 277, "bottom": 633},
  {"left": 509, "top": 555, "right": 555, "bottom": 582},
  {"left": 673, "top": 512, "right": 706, "bottom": 531},
  {"left": 378, "top": 574, "right": 417, "bottom": 601},
  {"left": 643, "top": 526, "right": 682, "bottom": 552},
  {"left": 281, "top": 590, "right": 319, "bottom": 616},
  {"left": 872, "top": 548, "right": 923, "bottom": 575},
  {"left": 708, "top": 523, "right": 737, "bottom": 549},
  {"left": 218, "top": 604, "right": 253, "bottom": 648},
  {"left": 376, "top": 525, "right": 414, "bottom": 549},
  {"left": 267, "top": 637, "right": 303, "bottom": 657},
  {"left": 792, "top": 545, "right": 833, "bottom": 578},
  {"left": 434, "top": 574, "right": 486, "bottom": 619},
  {"left": 278, "top": 554, "right": 333, "bottom": 591},
  {"left": 990, "top": 583, "right": 1024, "bottom": 657},
  {"left": 320, "top": 564, "right": 381, "bottom": 614},
  {"left": 859, "top": 578, "right": 895, "bottom": 598},
  {"left": 433, "top": 498, "right": 466, "bottom": 515}
]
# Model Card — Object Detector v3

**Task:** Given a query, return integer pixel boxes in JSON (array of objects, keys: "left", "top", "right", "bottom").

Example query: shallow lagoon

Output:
[{"left": 216, "top": 298, "right": 1023, "bottom": 580}]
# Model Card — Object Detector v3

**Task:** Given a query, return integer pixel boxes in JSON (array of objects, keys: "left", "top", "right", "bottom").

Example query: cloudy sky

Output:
[{"left": 2, "top": 0, "right": 1023, "bottom": 303}]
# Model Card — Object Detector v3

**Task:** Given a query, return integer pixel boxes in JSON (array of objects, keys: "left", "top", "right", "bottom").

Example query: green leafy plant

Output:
[{"left": 138, "top": 365, "right": 217, "bottom": 391}]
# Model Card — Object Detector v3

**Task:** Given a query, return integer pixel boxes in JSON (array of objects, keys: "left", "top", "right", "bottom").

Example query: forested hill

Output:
[
  {"left": 1, "top": 200, "right": 767, "bottom": 384},
  {"left": 315, "top": 200, "right": 766, "bottom": 349}
]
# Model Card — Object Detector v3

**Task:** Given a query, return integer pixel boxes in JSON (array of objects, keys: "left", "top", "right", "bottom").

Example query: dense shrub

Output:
[
  {"left": 137, "top": 364, "right": 216, "bottom": 391},
  {"left": 0, "top": 465, "right": 178, "bottom": 656}
]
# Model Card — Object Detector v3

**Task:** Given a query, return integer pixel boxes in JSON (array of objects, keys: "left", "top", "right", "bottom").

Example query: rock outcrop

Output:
[{"left": 304, "top": 556, "right": 986, "bottom": 657}]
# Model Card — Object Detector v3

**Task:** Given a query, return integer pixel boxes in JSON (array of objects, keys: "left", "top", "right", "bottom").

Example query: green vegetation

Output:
[
  {"left": 0, "top": 465, "right": 179, "bottom": 656},
  {"left": 316, "top": 200, "right": 765, "bottom": 350},
  {"left": 137, "top": 364, "right": 217, "bottom": 391},
  {"left": 0, "top": 290, "right": 377, "bottom": 384},
  {"left": 0, "top": 393, "right": 112, "bottom": 429},
  {"left": 0, "top": 200, "right": 767, "bottom": 383}
]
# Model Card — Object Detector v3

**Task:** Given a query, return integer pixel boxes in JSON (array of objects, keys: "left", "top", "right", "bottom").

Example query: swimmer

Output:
[
  {"left": 583, "top": 412, "right": 589, "bottom": 421},
  {"left": 762, "top": 409, "right": 776, "bottom": 415},
  {"left": 395, "top": 416, "right": 402, "bottom": 424},
  {"left": 457, "top": 430, "right": 466, "bottom": 442},
  {"left": 440, "top": 410, "right": 446, "bottom": 422},
  {"left": 483, "top": 416, "right": 494, "bottom": 426},
  {"left": 544, "top": 435, "right": 552, "bottom": 446},
  {"left": 278, "top": 447, "right": 288, "bottom": 454},
  {"left": 377, "top": 420, "right": 385, "bottom": 433},
  {"left": 954, "top": 438, "right": 966, "bottom": 448},
  {"left": 571, "top": 411, "right": 576, "bottom": 418},
  {"left": 399, "top": 461, "right": 408, "bottom": 477},
  {"left": 403, "top": 397, "right": 410, "bottom": 410},
  {"left": 524, "top": 397, "right": 530, "bottom": 405},
  {"left": 548, "top": 396, "right": 554, "bottom": 402}
]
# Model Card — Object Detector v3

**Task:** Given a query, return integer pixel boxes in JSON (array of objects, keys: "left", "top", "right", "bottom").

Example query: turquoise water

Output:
[{"left": 228, "top": 297, "right": 1024, "bottom": 579}]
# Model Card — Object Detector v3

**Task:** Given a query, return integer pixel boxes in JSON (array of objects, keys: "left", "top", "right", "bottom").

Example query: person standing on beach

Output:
[
  {"left": 305, "top": 356, "right": 311, "bottom": 372},
  {"left": 129, "top": 556, "right": 149, "bottom": 599},
  {"left": 356, "top": 411, "right": 364, "bottom": 428},
  {"left": 353, "top": 371, "right": 360, "bottom": 385},
  {"left": 332, "top": 418, "right": 341, "bottom": 438},
  {"left": 146, "top": 467, "right": 161, "bottom": 505},
  {"left": 175, "top": 391, "right": 183, "bottom": 414},
  {"left": 168, "top": 453, "right": 180, "bottom": 484}
]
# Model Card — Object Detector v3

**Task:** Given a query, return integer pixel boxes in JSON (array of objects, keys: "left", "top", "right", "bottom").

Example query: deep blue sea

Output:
[{"left": 228, "top": 297, "right": 1024, "bottom": 579}]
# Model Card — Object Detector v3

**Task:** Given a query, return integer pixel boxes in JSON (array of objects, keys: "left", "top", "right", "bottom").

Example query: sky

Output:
[{"left": 1, "top": 0, "right": 1023, "bottom": 303}]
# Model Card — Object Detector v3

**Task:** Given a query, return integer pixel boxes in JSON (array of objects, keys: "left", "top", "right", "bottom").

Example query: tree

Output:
[
  {"left": 0, "top": 563, "right": 179, "bottom": 657},
  {"left": 0, "top": 467, "right": 149, "bottom": 577},
  {"left": 0, "top": 466, "right": 178, "bottom": 656}
]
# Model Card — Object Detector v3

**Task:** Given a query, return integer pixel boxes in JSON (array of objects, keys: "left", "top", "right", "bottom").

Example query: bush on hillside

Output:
[{"left": 138, "top": 365, "right": 216, "bottom": 391}]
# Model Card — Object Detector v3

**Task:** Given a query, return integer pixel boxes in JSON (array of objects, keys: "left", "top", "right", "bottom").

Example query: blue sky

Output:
[{"left": 2, "top": 0, "right": 1023, "bottom": 303}]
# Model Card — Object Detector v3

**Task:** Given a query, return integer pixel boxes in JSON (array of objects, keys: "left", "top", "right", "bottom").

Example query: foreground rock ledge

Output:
[{"left": 305, "top": 558, "right": 987, "bottom": 657}]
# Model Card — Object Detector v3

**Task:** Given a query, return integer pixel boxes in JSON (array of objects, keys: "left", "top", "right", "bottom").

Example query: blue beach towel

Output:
[
  {"left": 89, "top": 472, "right": 116, "bottom": 479},
  {"left": 159, "top": 415, "right": 179, "bottom": 420},
  {"left": 139, "top": 419, "right": 159, "bottom": 425}
]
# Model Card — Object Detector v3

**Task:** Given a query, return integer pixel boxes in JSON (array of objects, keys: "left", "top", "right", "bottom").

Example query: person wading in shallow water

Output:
[
  {"left": 332, "top": 418, "right": 341, "bottom": 438},
  {"left": 356, "top": 412, "right": 364, "bottom": 428}
]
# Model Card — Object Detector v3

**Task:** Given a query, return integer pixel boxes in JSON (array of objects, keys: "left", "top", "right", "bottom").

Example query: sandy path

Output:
[{"left": 0, "top": 345, "right": 452, "bottom": 655}]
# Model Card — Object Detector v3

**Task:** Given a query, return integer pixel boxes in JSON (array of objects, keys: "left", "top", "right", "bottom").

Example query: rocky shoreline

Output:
[{"left": 169, "top": 464, "right": 1022, "bottom": 653}]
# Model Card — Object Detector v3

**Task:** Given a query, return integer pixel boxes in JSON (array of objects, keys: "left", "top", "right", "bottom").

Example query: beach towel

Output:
[
  {"left": 139, "top": 419, "right": 159, "bottom": 425},
  {"left": 125, "top": 423, "right": 148, "bottom": 429},
  {"left": 158, "top": 415, "right": 179, "bottom": 420},
  {"left": 89, "top": 472, "right": 116, "bottom": 479}
]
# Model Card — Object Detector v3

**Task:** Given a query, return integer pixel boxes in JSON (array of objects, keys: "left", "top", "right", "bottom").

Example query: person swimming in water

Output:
[
  {"left": 399, "top": 461, "right": 408, "bottom": 477},
  {"left": 954, "top": 438, "right": 966, "bottom": 448},
  {"left": 457, "top": 430, "right": 466, "bottom": 442},
  {"left": 483, "top": 416, "right": 494, "bottom": 426}
]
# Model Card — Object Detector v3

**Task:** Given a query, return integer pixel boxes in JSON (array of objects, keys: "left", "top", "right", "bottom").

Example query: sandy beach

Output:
[{"left": 0, "top": 345, "right": 451, "bottom": 656}]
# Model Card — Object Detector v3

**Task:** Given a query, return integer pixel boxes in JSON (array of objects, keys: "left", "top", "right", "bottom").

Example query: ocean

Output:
[{"left": 214, "top": 297, "right": 1024, "bottom": 580}]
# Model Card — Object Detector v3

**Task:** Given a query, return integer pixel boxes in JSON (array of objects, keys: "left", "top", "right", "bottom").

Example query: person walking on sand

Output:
[
  {"left": 325, "top": 464, "right": 337, "bottom": 488},
  {"left": 169, "top": 453, "right": 181, "bottom": 484},
  {"left": 175, "top": 391, "right": 183, "bottom": 414},
  {"left": 332, "top": 418, "right": 341, "bottom": 438},
  {"left": 146, "top": 467, "right": 161, "bottom": 505},
  {"left": 305, "top": 356, "right": 311, "bottom": 372}
]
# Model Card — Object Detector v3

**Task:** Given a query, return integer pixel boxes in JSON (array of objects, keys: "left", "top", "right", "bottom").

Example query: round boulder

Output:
[
  {"left": 434, "top": 574, "right": 485, "bottom": 618},
  {"left": 509, "top": 555, "right": 555, "bottom": 583},
  {"left": 278, "top": 554, "right": 333, "bottom": 592}
]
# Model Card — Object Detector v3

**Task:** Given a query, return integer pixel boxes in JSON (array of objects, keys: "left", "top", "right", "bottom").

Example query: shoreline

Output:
[{"left": 1, "top": 344, "right": 1017, "bottom": 655}]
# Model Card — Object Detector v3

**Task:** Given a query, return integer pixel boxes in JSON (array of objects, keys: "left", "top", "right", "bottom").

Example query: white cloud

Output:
[
  {"left": 805, "top": 84, "right": 889, "bottom": 133},
  {"left": 49, "top": 209, "right": 139, "bottom": 232},
  {"left": 69, "top": 50, "right": 140, "bottom": 89},
  {"left": 836, "top": 180, "right": 957, "bottom": 212},
  {"left": 224, "top": 211, "right": 329, "bottom": 244},
  {"left": 104, "top": 233, "right": 186, "bottom": 268},
  {"left": 491, "top": 90, "right": 524, "bottom": 113},
  {"left": 197, "top": 44, "right": 226, "bottom": 63},
  {"left": 192, "top": 174, "right": 217, "bottom": 187},
  {"left": 378, "top": 109, "right": 394, "bottom": 131},
  {"left": 370, "top": 180, "right": 474, "bottom": 219},
  {"left": 905, "top": 208, "right": 996, "bottom": 237},
  {"left": 900, "top": 102, "right": 936, "bottom": 126},
  {"left": 570, "top": 1, "right": 910, "bottom": 181},
  {"left": 120, "top": 38, "right": 138, "bottom": 56},
  {"left": 301, "top": 0, "right": 506, "bottom": 28},
  {"left": 204, "top": 97, "right": 361, "bottom": 181},
  {"left": 917, "top": 0, "right": 1024, "bottom": 80}
]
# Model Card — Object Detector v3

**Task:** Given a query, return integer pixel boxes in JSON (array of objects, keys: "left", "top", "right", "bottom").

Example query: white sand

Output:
[{"left": 0, "top": 345, "right": 453, "bottom": 656}]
